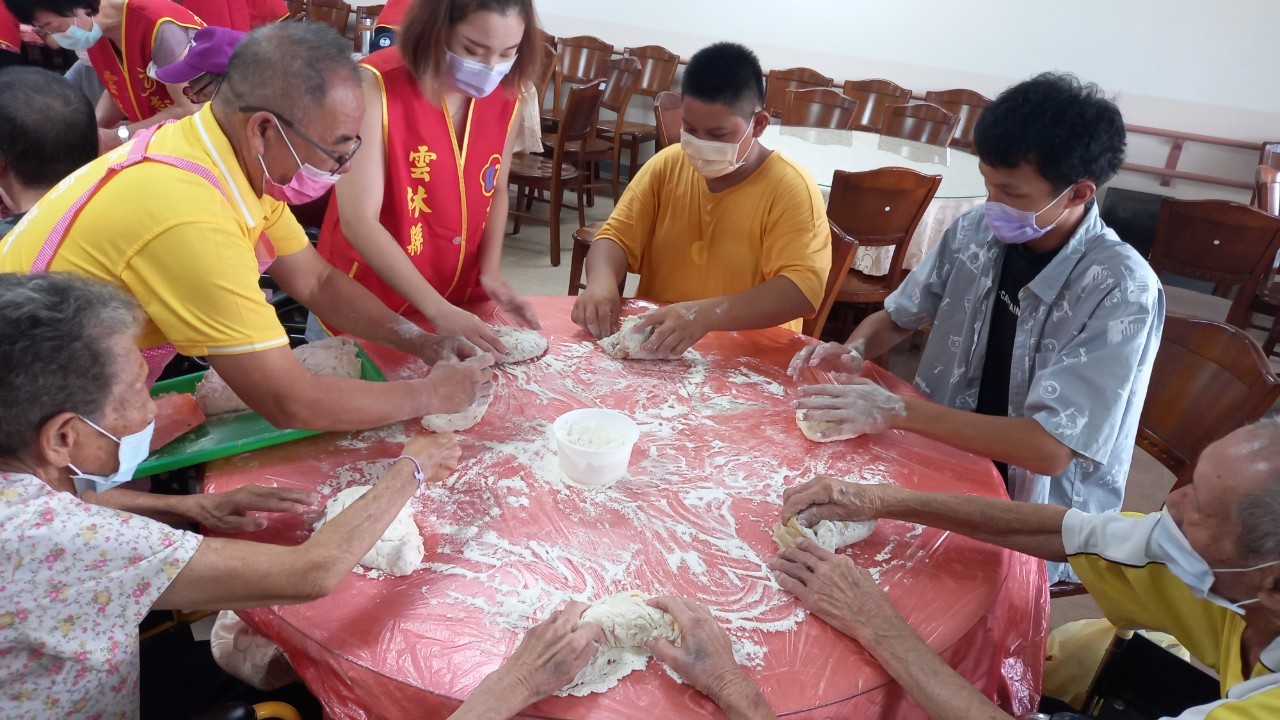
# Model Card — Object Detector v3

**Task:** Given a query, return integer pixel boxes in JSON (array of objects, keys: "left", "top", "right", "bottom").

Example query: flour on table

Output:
[
  {"left": 796, "top": 411, "right": 862, "bottom": 442},
  {"left": 195, "top": 337, "right": 361, "bottom": 416},
  {"left": 315, "top": 485, "right": 424, "bottom": 576},
  {"left": 561, "top": 421, "right": 624, "bottom": 450},
  {"left": 421, "top": 391, "right": 493, "bottom": 432},
  {"left": 772, "top": 515, "right": 878, "bottom": 552},
  {"left": 559, "top": 591, "right": 680, "bottom": 696},
  {"left": 599, "top": 316, "right": 666, "bottom": 360},
  {"left": 494, "top": 326, "right": 548, "bottom": 364}
]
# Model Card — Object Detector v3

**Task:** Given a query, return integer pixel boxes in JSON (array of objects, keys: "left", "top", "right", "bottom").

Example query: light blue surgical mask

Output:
[
  {"left": 445, "top": 49, "right": 515, "bottom": 98},
  {"left": 51, "top": 15, "right": 104, "bottom": 52},
  {"left": 68, "top": 416, "right": 155, "bottom": 494},
  {"left": 983, "top": 185, "right": 1073, "bottom": 245},
  {"left": 1149, "top": 511, "right": 1280, "bottom": 615}
]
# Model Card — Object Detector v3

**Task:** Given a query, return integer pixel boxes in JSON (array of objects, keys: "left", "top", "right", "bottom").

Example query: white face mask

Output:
[
  {"left": 681, "top": 124, "right": 755, "bottom": 179},
  {"left": 68, "top": 416, "right": 155, "bottom": 495},
  {"left": 1149, "top": 511, "right": 1280, "bottom": 615}
]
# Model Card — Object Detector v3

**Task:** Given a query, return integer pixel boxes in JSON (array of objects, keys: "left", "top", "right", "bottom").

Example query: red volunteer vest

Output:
[
  {"left": 0, "top": 4, "right": 20, "bottom": 54},
  {"left": 86, "top": 0, "right": 204, "bottom": 123},
  {"left": 177, "top": 0, "right": 286, "bottom": 30},
  {"left": 316, "top": 48, "right": 517, "bottom": 312},
  {"left": 374, "top": 0, "right": 409, "bottom": 31}
]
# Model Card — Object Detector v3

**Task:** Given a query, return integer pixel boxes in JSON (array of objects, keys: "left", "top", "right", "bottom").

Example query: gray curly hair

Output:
[{"left": 0, "top": 273, "right": 142, "bottom": 458}]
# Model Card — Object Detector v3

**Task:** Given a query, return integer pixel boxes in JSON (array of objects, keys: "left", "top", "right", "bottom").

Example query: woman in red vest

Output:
[
  {"left": 7, "top": 0, "right": 204, "bottom": 151},
  {"left": 179, "top": 0, "right": 287, "bottom": 31},
  {"left": 314, "top": 0, "right": 542, "bottom": 356}
]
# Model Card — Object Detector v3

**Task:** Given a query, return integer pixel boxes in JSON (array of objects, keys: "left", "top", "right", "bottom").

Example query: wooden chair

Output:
[
  {"left": 306, "top": 0, "right": 352, "bottom": 37},
  {"left": 534, "top": 41, "right": 559, "bottom": 115},
  {"left": 923, "top": 88, "right": 992, "bottom": 152},
  {"left": 283, "top": 0, "right": 307, "bottom": 20},
  {"left": 548, "top": 56, "right": 640, "bottom": 202},
  {"left": 823, "top": 168, "right": 941, "bottom": 339},
  {"left": 549, "top": 35, "right": 613, "bottom": 121},
  {"left": 653, "top": 90, "right": 682, "bottom": 150},
  {"left": 1150, "top": 198, "right": 1280, "bottom": 329},
  {"left": 764, "top": 67, "right": 833, "bottom": 118},
  {"left": 802, "top": 222, "right": 858, "bottom": 338},
  {"left": 599, "top": 45, "right": 680, "bottom": 184},
  {"left": 1138, "top": 315, "right": 1280, "bottom": 491},
  {"left": 352, "top": 4, "right": 382, "bottom": 52},
  {"left": 841, "top": 79, "right": 913, "bottom": 133},
  {"left": 881, "top": 102, "right": 959, "bottom": 147},
  {"left": 1249, "top": 165, "right": 1280, "bottom": 357},
  {"left": 568, "top": 221, "right": 625, "bottom": 296},
  {"left": 780, "top": 88, "right": 859, "bottom": 130},
  {"left": 509, "top": 79, "right": 606, "bottom": 266}
]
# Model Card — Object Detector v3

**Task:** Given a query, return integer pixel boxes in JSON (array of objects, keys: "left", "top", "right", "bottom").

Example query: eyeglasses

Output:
[{"left": 240, "top": 105, "right": 363, "bottom": 175}]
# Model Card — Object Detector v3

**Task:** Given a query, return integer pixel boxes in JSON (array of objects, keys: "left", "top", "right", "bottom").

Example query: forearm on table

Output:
[
  {"left": 893, "top": 398, "right": 1075, "bottom": 477},
  {"left": 582, "top": 237, "right": 629, "bottom": 293},
  {"left": 85, "top": 487, "right": 193, "bottom": 525},
  {"left": 693, "top": 277, "right": 814, "bottom": 332},
  {"left": 846, "top": 310, "right": 915, "bottom": 359},
  {"left": 306, "top": 261, "right": 434, "bottom": 356},
  {"left": 710, "top": 675, "right": 777, "bottom": 720},
  {"left": 843, "top": 603, "right": 1012, "bottom": 720},
  {"left": 449, "top": 668, "right": 537, "bottom": 720},
  {"left": 877, "top": 485, "right": 1068, "bottom": 561},
  {"left": 254, "top": 373, "right": 437, "bottom": 430},
  {"left": 154, "top": 461, "right": 421, "bottom": 610}
]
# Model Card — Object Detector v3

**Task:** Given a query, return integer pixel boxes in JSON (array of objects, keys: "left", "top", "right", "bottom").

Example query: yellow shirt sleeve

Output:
[
  {"left": 263, "top": 197, "right": 310, "bottom": 256},
  {"left": 597, "top": 145, "right": 670, "bottom": 274},
  {"left": 758, "top": 156, "right": 830, "bottom": 312},
  {"left": 122, "top": 221, "right": 290, "bottom": 357},
  {"left": 1201, "top": 688, "right": 1280, "bottom": 719}
]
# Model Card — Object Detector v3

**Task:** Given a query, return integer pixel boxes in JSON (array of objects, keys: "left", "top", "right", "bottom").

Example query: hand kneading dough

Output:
[
  {"left": 493, "top": 326, "right": 548, "bottom": 363},
  {"left": 420, "top": 391, "right": 494, "bottom": 432},
  {"left": 796, "top": 411, "right": 862, "bottom": 442},
  {"left": 315, "top": 485, "right": 424, "bottom": 576},
  {"left": 194, "top": 336, "right": 362, "bottom": 416},
  {"left": 578, "top": 591, "right": 680, "bottom": 647},
  {"left": 598, "top": 316, "right": 665, "bottom": 360},
  {"left": 773, "top": 515, "right": 877, "bottom": 552}
]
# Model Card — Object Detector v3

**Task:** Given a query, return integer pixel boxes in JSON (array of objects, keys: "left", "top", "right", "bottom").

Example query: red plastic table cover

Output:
[{"left": 202, "top": 296, "right": 1049, "bottom": 720}]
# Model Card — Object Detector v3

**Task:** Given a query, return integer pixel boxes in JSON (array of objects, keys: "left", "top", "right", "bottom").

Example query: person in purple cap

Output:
[{"left": 155, "top": 25, "right": 247, "bottom": 105}]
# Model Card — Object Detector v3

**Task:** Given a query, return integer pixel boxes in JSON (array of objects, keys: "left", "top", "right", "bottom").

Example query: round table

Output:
[
  {"left": 203, "top": 297, "right": 1048, "bottom": 720},
  {"left": 761, "top": 125, "right": 987, "bottom": 277}
]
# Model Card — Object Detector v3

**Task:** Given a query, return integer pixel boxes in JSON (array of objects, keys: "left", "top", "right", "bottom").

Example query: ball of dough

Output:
[
  {"left": 772, "top": 515, "right": 877, "bottom": 552},
  {"left": 421, "top": 391, "right": 493, "bottom": 432},
  {"left": 314, "top": 485, "right": 424, "bottom": 576},
  {"left": 493, "top": 326, "right": 548, "bottom": 364},
  {"left": 796, "top": 411, "right": 862, "bottom": 442},
  {"left": 598, "top": 317, "right": 665, "bottom": 360},
  {"left": 578, "top": 591, "right": 680, "bottom": 647}
]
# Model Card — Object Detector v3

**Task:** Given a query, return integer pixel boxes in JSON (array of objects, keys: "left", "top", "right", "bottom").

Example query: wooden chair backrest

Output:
[
  {"left": 764, "top": 67, "right": 833, "bottom": 118},
  {"left": 827, "top": 167, "right": 942, "bottom": 289},
  {"left": 624, "top": 44, "right": 679, "bottom": 97},
  {"left": 923, "top": 88, "right": 992, "bottom": 151},
  {"left": 803, "top": 222, "right": 858, "bottom": 339},
  {"left": 1256, "top": 165, "right": 1280, "bottom": 216},
  {"left": 534, "top": 42, "right": 559, "bottom": 110},
  {"left": 553, "top": 35, "right": 613, "bottom": 112},
  {"left": 842, "top": 78, "right": 913, "bottom": 133},
  {"left": 653, "top": 90, "right": 682, "bottom": 150},
  {"left": 306, "top": 0, "right": 351, "bottom": 36},
  {"left": 1149, "top": 198, "right": 1280, "bottom": 327},
  {"left": 781, "top": 87, "right": 859, "bottom": 130},
  {"left": 1137, "top": 315, "right": 1280, "bottom": 489},
  {"left": 881, "top": 102, "right": 959, "bottom": 147},
  {"left": 601, "top": 56, "right": 641, "bottom": 117}
]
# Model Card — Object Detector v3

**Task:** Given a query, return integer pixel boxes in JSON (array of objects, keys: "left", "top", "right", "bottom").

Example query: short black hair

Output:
[
  {"left": 681, "top": 42, "right": 765, "bottom": 119},
  {"left": 0, "top": 66, "right": 98, "bottom": 190},
  {"left": 3, "top": 0, "right": 98, "bottom": 24},
  {"left": 974, "top": 72, "right": 1126, "bottom": 191}
]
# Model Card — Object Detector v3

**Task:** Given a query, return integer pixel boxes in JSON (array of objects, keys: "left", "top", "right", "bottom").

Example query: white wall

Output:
[{"left": 537, "top": 0, "right": 1279, "bottom": 201}]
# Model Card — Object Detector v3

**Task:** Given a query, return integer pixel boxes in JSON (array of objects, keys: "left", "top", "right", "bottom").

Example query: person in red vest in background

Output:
[
  {"left": 312, "top": 0, "right": 542, "bottom": 356},
  {"left": 178, "top": 0, "right": 286, "bottom": 31},
  {"left": 0, "top": 2, "right": 20, "bottom": 69},
  {"left": 370, "top": 0, "right": 407, "bottom": 49},
  {"left": 5, "top": 0, "right": 205, "bottom": 151}
]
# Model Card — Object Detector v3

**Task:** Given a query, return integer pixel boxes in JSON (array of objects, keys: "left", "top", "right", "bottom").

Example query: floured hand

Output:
[
  {"left": 635, "top": 302, "right": 709, "bottom": 358},
  {"left": 794, "top": 378, "right": 904, "bottom": 438}
]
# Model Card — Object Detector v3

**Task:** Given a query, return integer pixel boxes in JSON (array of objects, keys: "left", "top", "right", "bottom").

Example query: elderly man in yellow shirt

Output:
[
  {"left": 773, "top": 419, "right": 1280, "bottom": 720},
  {"left": 571, "top": 42, "right": 830, "bottom": 358},
  {"left": 0, "top": 22, "right": 490, "bottom": 431}
]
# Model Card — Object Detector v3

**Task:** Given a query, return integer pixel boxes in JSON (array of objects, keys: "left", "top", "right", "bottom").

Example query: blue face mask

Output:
[
  {"left": 983, "top": 185, "right": 1073, "bottom": 245},
  {"left": 1149, "top": 511, "right": 1280, "bottom": 615},
  {"left": 69, "top": 416, "right": 155, "bottom": 494},
  {"left": 50, "top": 15, "right": 104, "bottom": 52}
]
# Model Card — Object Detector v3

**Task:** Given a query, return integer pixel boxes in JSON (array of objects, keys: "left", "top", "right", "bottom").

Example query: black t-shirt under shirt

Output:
[{"left": 975, "top": 243, "right": 1061, "bottom": 481}]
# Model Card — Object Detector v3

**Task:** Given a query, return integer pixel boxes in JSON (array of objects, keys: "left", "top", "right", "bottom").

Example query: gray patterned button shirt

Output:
[{"left": 884, "top": 201, "right": 1164, "bottom": 583}]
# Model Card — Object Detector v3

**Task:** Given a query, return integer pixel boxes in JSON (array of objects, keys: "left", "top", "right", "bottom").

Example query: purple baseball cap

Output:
[{"left": 154, "top": 26, "right": 247, "bottom": 85}]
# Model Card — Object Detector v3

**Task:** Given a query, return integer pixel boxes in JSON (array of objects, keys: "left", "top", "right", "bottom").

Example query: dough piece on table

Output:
[
  {"left": 194, "top": 336, "right": 362, "bottom": 416},
  {"left": 420, "top": 390, "right": 494, "bottom": 432},
  {"left": 772, "top": 515, "right": 877, "bottom": 552},
  {"left": 598, "top": 316, "right": 666, "bottom": 360},
  {"left": 314, "top": 485, "right": 424, "bottom": 576},
  {"left": 493, "top": 326, "right": 548, "bottom": 364},
  {"left": 796, "top": 411, "right": 862, "bottom": 442},
  {"left": 559, "top": 590, "right": 680, "bottom": 697},
  {"left": 578, "top": 590, "right": 680, "bottom": 647}
]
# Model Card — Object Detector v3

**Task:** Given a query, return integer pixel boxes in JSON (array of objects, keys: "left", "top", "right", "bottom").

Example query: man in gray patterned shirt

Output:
[{"left": 790, "top": 73, "right": 1164, "bottom": 583}]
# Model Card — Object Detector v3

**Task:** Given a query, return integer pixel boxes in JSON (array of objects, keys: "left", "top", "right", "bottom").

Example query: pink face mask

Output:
[{"left": 258, "top": 117, "right": 338, "bottom": 204}]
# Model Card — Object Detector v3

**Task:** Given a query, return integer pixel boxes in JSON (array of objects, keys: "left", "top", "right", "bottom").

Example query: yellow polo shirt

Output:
[
  {"left": 597, "top": 145, "right": 830, "bottom": 332},
  {"left": 0, "top": 104, "right": 309, "bottom": 357},
  {"left": 1065, "top": 510, "right": 1280, "bottom": 718}
]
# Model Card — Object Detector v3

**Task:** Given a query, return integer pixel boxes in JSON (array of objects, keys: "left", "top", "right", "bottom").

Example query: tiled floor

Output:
[{"left": 494, "top": 189, "right": 1213, "bottom": 632}]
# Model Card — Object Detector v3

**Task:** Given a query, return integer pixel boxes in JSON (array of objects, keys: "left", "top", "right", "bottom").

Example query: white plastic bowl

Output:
[{"left": 548, "top": 408, "right": 640, "bottom": 487}]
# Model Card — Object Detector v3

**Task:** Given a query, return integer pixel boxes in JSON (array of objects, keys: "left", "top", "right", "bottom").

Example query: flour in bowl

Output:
[{"left": 561, "top": 421, "right": 625, "bottom": 450}]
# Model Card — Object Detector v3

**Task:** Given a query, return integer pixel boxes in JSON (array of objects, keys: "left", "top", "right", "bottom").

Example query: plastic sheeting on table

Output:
[{"left": 203, "top": 296, "right": 1049, "bottom": 720}]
